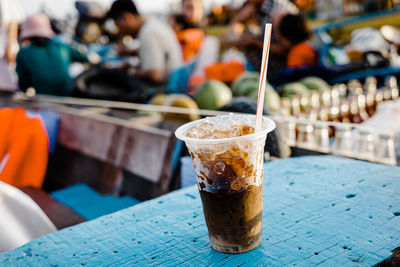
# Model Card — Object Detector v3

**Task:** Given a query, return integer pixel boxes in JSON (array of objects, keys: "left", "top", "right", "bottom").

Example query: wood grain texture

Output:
[
  {"left": 0, "top": 97, "right": 178, "bottom": 197},
  {"left": 20, "top": 187, "right": 86, "bottom": 230},
  {"left": 1, "top": 156, "right": 400, "bottom": 266},
  {"left": 56, "top": 108, "right": 173, "bottom": 183}
]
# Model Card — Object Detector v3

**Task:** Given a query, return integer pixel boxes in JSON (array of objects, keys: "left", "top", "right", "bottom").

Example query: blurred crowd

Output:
[{"left": 0, "top": 0, "right": 395, "bottom": 102}]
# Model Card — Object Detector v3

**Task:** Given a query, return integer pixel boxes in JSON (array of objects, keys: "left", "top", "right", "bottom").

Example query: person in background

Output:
[
  {"left": 16, "top": 14, "right": 91, "bottom": 96},
  {"left": 168, "top": 14, "right": 190, "bottom": 33},
  {"left": 227, "top": 0, "right": 298, "bottom": 78},
  {"left": 0, "top": 0, "right": 24, "bottom": 91},
  {"left": 167, "top": 0, "right": 220, "bottom": 92},
  {"left": 107, "top": 0, "right": 182, "bottom": 85},
  {"left": 279, "top": 13, "right": 318, "bottom": 68},
  {"left": 182, "top": 0, "right": 204, "bottom": 28},
  {"left": 169, "top": 10, "right": 205, "bottom": 62}
]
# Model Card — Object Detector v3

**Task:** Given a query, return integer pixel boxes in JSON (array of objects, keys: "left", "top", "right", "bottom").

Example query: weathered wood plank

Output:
[
  {"left": 20, "top": 187, "right": 85, "bottom": 229},
  {"left": 78, "top": 107, "right": 110, "bottom": 116},
  {"left": 55, "top": 106, "right": 173, "bottom": 183},
  {"left": 0, "top": 95, "right": 178, "bottom": 195}
]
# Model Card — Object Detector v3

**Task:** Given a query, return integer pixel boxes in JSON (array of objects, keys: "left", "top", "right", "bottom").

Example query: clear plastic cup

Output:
[{"left": 175, "top": 114, "right": 276, "bottom": 254}]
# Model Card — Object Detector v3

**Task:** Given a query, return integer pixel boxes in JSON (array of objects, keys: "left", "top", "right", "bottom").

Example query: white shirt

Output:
[
  {"left": 138, "top": 18, "right": 182, "bottom": 76},
  {"left": 0, "top": 0, "right": 25, "bottom": 57}
]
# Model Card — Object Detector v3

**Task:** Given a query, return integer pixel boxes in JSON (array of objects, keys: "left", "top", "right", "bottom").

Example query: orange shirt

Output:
[
  {"left": 176, "top": 28, "right": 205, "bottom": 62},
  {"left": 287, "top": 42, "right": 318, "bottom": 68},
  {"left": 204, "top": 60, "right": 245, "bottom": 83},
  {"left": 0, "top": 107, "right": 48, "bottom": 189}
]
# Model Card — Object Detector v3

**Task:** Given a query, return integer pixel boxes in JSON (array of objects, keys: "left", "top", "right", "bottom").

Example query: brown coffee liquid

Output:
[
  {"left": 199, "top": 185, "right": 263, "bottom": 253},
  {"left": 187, "top": 124, "right": 265, "bottom": 254}
]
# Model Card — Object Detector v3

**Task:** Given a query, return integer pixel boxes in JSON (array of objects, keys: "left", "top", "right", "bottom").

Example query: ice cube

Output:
[
  {"left": 185, "top": 115, "right": 257, "bottom": 140},
  {"left": 214, "top": 162, "right": 225, "bottom": 175},
  {"left": 186, "top": 127, "right": 198, "bottom": 138},
  {"left": 230, "top": 178, "right": 242, "bottom": 190}
]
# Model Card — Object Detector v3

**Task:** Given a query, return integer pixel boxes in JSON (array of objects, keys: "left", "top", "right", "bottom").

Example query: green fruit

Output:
[
  {"left": 232, "top": 72, "right": 259, "bottom": 96},
  {"left": 282, "top": 82, "right": 310, "bottom": 98},
  {"left": 246, "top": 87, "right": 259, "bottom": 99},
  {"left": 164, "top": 94, "right": 200, "bottom": 121},
  {"left": 247, "top": 84, "right": 281, "bottom": 112},
  {"left": 138, "top": 93, "right": 168, "bottom": 116},
  {"left": 265, "top": 85, "right": 281, "bottom": 112},
  {"left": 195, "top": 80, "right": 233, "bottom": 110},
  {"left": 149, "top": 93, "right": 167, "bottom": 105},
  {"left": 232, "top": 72, "right": 280, "bottom": 112},
  {"left": 241, "top": 81, "right": 259, "bottom": 97},
  {"left": 299, "top": 76, "right": 330, "bottom": 91}
]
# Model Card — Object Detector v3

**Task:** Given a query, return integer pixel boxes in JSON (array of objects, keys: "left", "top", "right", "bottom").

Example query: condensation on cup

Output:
[{"left": 175, "top": 114, "right": 276, "bottom": 254}]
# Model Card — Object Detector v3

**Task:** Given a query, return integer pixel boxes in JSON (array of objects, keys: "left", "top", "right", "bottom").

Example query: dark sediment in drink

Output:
[
  {"left": 187, "top": 122, "right": 265, "bottom": 253},
  {"left": 175, "top": 114, "right": 276, "bottom": 254},
  {"left": 199, "top": 185, "right": 263, "bottom": 253}
]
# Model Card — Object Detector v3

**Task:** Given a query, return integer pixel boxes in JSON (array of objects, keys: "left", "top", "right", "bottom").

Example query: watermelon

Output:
[
  {"left": 245, "top": 87, "right": 259, "bottom": 99},
  {"left": 240, "top": 80, "right": 259, "bottom": 97},
  {"left": 282, "top": 82, "right": 310, "bottom": 97},
  {"left": 194, "top": 80, "right": 233, "bottom": 110},
  {"left": 231, "top": 72, "right": 259, "bottom": 96},
  {"left": 264, "top": 86, "right": 281, "bottom": 112},
  {"left": 299, "top": 76, "right": 330, "bottom": 91},
  {"left": 232, "top": 72, "right": 280, "bottom": 112},
  {"left": 246, "top": 83, "right": 281, "bottom": 112}
]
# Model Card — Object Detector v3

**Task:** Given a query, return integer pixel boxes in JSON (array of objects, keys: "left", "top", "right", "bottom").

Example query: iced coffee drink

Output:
[{"left": 175, "top": 114, "right": 275, "bottom": 253}]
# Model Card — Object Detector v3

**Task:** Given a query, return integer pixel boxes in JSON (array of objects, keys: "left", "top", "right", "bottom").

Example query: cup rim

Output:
[{"left": 175, "top": 114, "right": 276, "bottom": 145}]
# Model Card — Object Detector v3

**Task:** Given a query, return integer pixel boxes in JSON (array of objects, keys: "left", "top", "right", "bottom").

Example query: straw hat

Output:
[{"left": 20, "top": 14, "right": 54, "bottom": 40}]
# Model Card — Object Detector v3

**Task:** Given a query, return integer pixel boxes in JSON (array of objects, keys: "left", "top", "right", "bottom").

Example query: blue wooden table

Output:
[{"left": 1, "top": 156, "right": 400, "bottom": 266}]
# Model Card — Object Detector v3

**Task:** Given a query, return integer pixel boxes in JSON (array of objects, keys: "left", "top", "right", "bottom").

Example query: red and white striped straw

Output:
[{"left": 255, "top": 23, "right": 272, "bottom": 133}]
